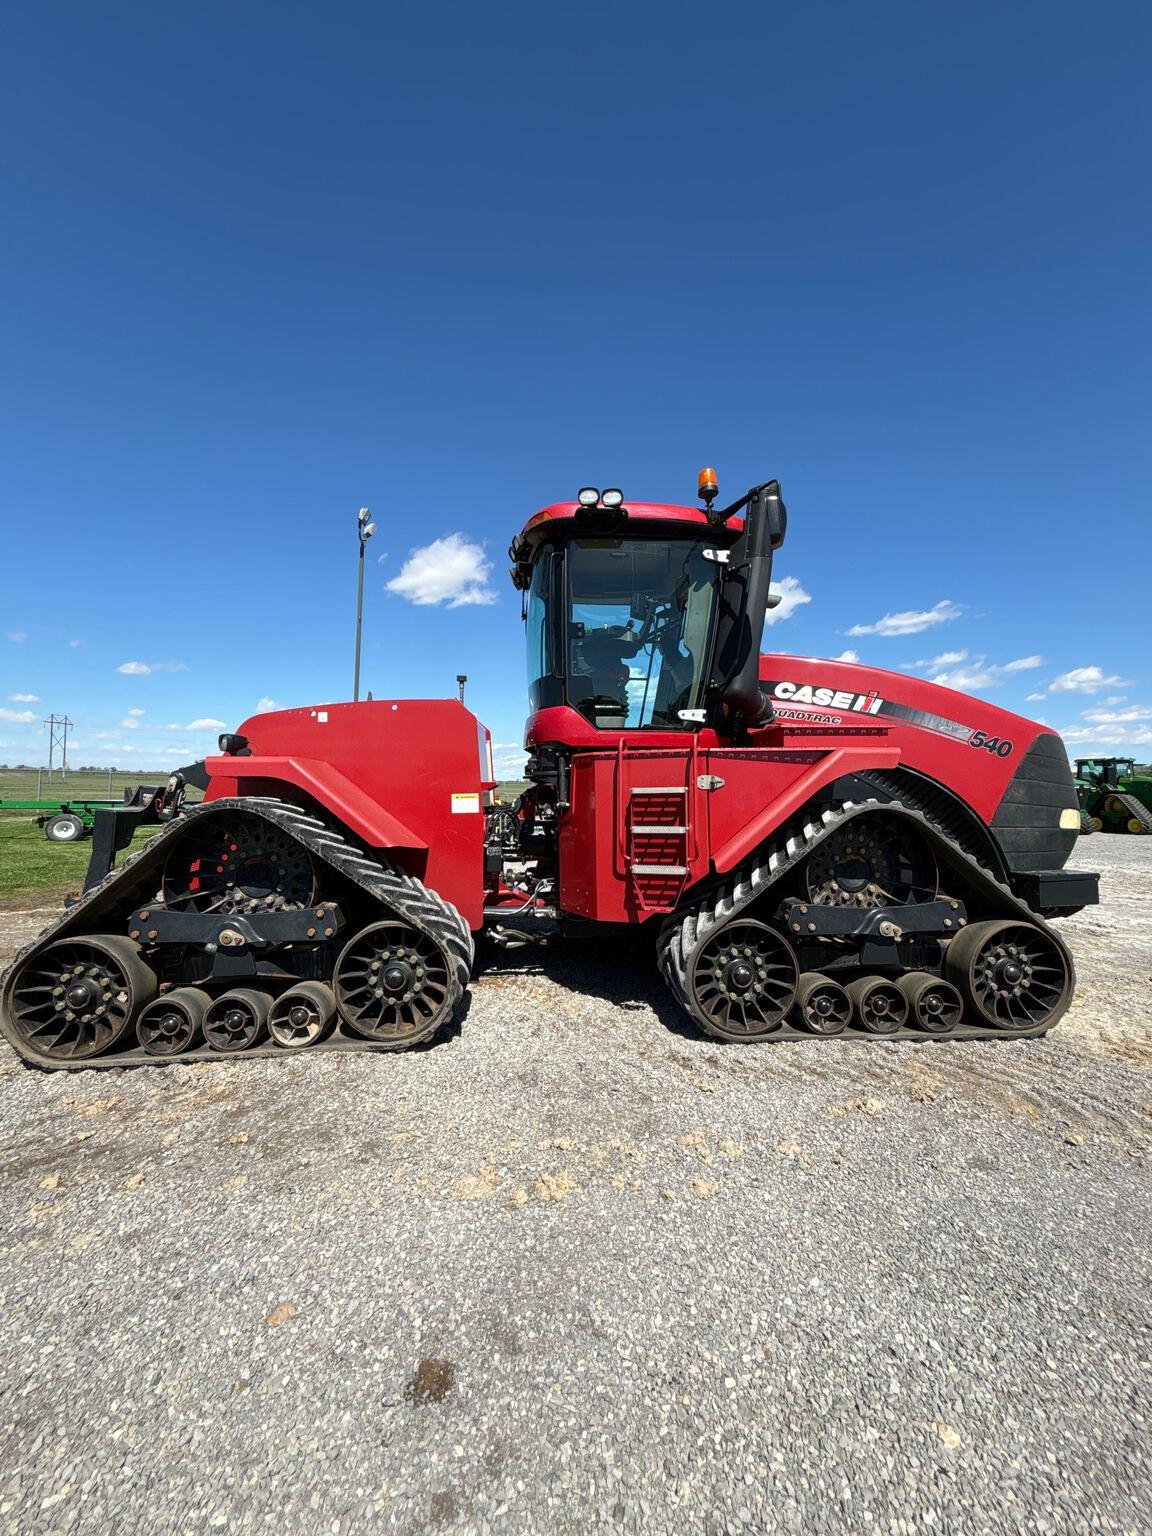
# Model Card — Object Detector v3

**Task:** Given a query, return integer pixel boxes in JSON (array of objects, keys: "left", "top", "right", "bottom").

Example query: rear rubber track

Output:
[
  {"left": 0, "top": 796, "right": 474, "bottom": 1070},
  {"left": 1112, "top": 792, "right": 1152, "bottom": 833},
  {"left": 657, "top": 796, "right": 1075, "bottom": 1043}
]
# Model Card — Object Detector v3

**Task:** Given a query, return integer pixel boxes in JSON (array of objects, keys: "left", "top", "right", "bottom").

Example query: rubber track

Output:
[
  {"left": 656, "top": 797, "right": 1076, "bottom": 1044},
  {"left": 1112, "top": 792, "right": 1152, "bottom": 833},
  {"left": 0, "top": 797, "right": 474, "bottom": 1070}
]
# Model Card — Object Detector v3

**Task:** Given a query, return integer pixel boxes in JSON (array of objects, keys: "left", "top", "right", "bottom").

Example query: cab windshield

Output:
[{"left": 525, "top": 536, "right": 719, "bottom": 729}]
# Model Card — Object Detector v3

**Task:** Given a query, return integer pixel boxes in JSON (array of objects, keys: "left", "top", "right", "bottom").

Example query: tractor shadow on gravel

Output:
[{"left": 471, "top": 934, "right": 703, "bottom": 1043}]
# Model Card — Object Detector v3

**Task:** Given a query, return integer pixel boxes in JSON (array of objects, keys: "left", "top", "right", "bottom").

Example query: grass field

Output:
[
  {"left": 0, "top": 817, "right": 162, "bottom": 901},
  {"left": 0, "top": 779, "right": 532, "bottom": 901}
]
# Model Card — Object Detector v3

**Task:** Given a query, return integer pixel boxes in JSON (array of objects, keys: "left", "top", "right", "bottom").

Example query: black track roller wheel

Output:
[
  {"left": 686, "top": 920, "right": 799, "bottom": 1041},
  {"left": 269, "top": 981, "right": 336, "bottom": 1049},
  {"left": 204, "top": 989, "right": 271, "bottom": 1052},
  {"left": 944, "top": 920, "right": 1071, "bottom": 1032},
  {"left": 845, "top": 976, "right": 908, "bottom": 1035},
  {"left": 5, "top": 934, "right": 156, "bottom": 1062},
  {"left": 896, "top": 971, "right": 963, "bottom": 1034},
  {"left": 137, "top": 987, "right": 212, "bottom": 1056},
  {"left": 333, "top": 919, "right": 455, "bottom": 1048},
  {"left": 792, "top": 972, "right": 852, "bottom": 1036}
]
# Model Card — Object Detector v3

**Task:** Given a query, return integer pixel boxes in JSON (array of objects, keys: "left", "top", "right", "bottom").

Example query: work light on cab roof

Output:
[{"left": 1, "top": 464, "right": 1098, "bottom": 1070}]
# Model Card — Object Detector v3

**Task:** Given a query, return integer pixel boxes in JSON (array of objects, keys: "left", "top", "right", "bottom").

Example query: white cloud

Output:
[
  {"left": 1048, "top": 666, "right": 1129, "bottom": 695},
  {"left": 120, "top": 717, "right": 141, "bottom": 729},
  {"left": 7, "top": 632, "right": 27, "bottom": 643},
  {"left": 764, "top": 576, "right": 812, "bottom": 627},
  {"left": 0, "top": 707, "right": 36, "bottom": 723},
  {"left": 930, "top": 655, "right": 1045, "bottom": 695},
  {"left": 165, "top": 717, "right": 227, "bottom": 731},
  {"left": 847, "top": 600, "right": 963, "bottom": 638},
  {"left": 833, "top": 649, "right": 859, "bottom": 663},
  {"left": 127, "top": 706, "right": 145, "bottom": 717},
  {"left": 68, "top": 638, "right": 82, "bottom": 648},
  {"left": 257, "top": 697, "right": 279, "bottom": 711},
  {"left": 1060, "top": 721, "right": 1152, "bottom": 749},
  {"left": 116, "top": 660, "right": 188, "bottom": 676},
  {"left": 926, "top": 649, "right": 968, "bottom": 668},
  {"left": 7, "top": 692, "right": 39, "bottom": 702},
  {"left": 1103, "top": 695, "right": 1127, "bottom": 705},
  {"left": 1025, "top": 692, "right": 1045, "bottom": 702},
  {"left": 1080, "top": 705, "right": 1152, "bottom": 725},
  {"left": 931, "top": 661, "right": 1002, "bottom": 693},
  {"left": 386, "top": 534, "right": 497, "bottom": 608},
  {"left": 493, "top": 750, "right": 527, "bottom": 780}
]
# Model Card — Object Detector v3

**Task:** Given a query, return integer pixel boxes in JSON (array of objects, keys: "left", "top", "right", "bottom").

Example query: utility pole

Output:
[
  {"left": 44, "top": 714, "right": 73, "bottom": 782},
  {"left": 354, "top": 507, "right": 377, "bottom": 702}
]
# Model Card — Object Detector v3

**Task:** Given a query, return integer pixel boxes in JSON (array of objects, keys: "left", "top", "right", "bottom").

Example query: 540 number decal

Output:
[{"left": 968, "top": 730, "right": 1014, "bottom": 759}]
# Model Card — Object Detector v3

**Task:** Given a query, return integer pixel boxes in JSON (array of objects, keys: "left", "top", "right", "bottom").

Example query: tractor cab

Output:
[
  {"left": 1075, "top": 756, "right": 1134, "bottom": 789},
  {"left": 509, "top": 476, "right": 787, "bottom": 740}
]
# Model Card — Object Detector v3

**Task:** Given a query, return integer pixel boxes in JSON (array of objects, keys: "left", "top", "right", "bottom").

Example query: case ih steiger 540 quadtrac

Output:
[{"left": 1, "top": 474, "right": 1099, "bottom": 1068}]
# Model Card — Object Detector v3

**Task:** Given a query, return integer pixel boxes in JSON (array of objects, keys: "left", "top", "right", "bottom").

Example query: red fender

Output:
[{"left": 203, "top": 756, "right": 425, "bottom": 852}]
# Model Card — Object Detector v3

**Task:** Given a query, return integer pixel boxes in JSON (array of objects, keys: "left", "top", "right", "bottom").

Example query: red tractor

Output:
[{"left": 1, "top": 475, "right": 1098, "bottom": 1067}]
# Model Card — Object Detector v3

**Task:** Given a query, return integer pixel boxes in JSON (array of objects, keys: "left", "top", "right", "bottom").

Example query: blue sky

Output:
[{"left": 1, "top": 1, "right": 1149, "bottom": 779}]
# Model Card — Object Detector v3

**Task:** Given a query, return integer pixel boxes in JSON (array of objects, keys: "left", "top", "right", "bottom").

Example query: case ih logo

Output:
[{"left": 769, "top": 681, "right": 884, "bottom": 716}]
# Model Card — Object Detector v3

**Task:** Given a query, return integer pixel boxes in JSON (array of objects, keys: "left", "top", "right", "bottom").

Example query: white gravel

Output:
[{"left": 0, "top": 835, "right": 1149, "bottom": 1534}]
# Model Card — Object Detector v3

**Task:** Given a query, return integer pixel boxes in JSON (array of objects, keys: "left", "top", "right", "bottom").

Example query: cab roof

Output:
[
  {"left": 510, "top": 500, "right": 743, "bottom": 589},
  {"left": 523, "top": 500, "right": 716, "bottom": 535}
]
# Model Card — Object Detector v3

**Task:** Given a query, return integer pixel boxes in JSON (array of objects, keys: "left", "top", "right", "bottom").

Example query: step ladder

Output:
[{"left": 626, "top": 784, "right": 691, "bottom": 912}]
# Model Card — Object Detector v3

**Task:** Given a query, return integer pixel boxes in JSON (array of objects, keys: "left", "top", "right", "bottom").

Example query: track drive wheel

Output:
[
  {"left": 792, "top": 972, "right": 851, "bottom": 1035},
  {"left": 137, "top": 987, "right": 212, "bottom": 1056},
  {"left": 686, "top": 920, "right": 799, "bottom": 1041},
  {"left": 333, "top": 919, "right": 456, "bottom": 1048},
  {"left": 804, "top": 815, "right": 937, "bottom": 908},
  {"left": 944, "top": 920, "right": 1071, "bottom": 1032},
  {"left": 162, "top": 814, "right": 318, "bottom": 915},
  {"left": 5, "top": 935, "right": 156, "bottom": 1062},
  {"left": 896, "top": 971, "right": 963, "bottom": 1034},
  {"left": 845, "top": 976, "right": 908, "bottom": 1035}
]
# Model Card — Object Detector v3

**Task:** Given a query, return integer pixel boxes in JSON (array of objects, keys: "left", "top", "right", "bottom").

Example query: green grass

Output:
[
  {"left": 0, "top": 777, "right": 533, "bottom": 902},
  {"left": 0, "top": 816, "right": 163, "bottom": 901}
]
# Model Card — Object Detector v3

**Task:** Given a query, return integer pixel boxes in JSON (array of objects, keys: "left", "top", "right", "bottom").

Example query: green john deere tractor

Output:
[{"left": 1074, "top": 757, "right": 1152, "bottom": 834}]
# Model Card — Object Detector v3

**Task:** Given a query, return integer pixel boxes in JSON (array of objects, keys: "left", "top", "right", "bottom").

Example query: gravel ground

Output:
[{"left": 0, "top": 836, "right": 1149, "bottom": 1535}]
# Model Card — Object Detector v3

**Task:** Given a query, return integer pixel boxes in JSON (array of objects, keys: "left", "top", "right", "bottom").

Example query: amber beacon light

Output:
[{"left": 697, "top": 466, "right": 719, "bottom": 510}]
